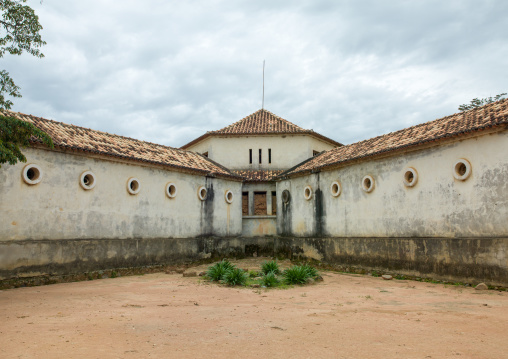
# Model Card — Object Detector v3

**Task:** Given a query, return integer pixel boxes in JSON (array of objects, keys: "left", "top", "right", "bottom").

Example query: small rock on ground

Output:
[
  {"left": 382, "top": 275, "right": 393, "bottom": 280},
  {"left": 475, "top": 283, "right": 488, "bottom": 290}
]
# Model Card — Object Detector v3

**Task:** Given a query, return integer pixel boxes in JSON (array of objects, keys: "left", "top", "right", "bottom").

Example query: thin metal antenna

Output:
[{"left": 262, "top": 60, "right": 265, "bottom": 110}]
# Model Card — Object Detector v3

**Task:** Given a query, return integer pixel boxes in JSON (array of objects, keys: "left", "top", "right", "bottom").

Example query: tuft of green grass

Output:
[
  {"left": 223, "top": 268, "right": 248, "bottom": 286},
  {"left": 261, "top": 260, "right": 280, "bottom": 275},
  {"left": 207, "top": 260, "right": 235, "bottom": 281},
  {"left": 248, "top": 270, "right": 259, "bottom": 278},
  {"left": 261, "top": 272, "right": 280, "bottom": 287},
  {"left": 302, "top": 264, "right": 318, "bottom": 278},
  {"left": 283, "top": 265, "right": 311, "bottom": 285}
]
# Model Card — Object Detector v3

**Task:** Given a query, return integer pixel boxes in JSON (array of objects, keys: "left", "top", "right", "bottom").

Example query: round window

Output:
[
  {"left": 453, "top": 159, "right": 471, "bottom": 181},
  {"left": 22, "top": 164, "right": 42, "bottom": 185},
  {"left": 403, "top": 168, "right": 418, "bottom": 187},
  {"left": 166, "top": 183, "right": 177, "bottom": 198},
  {"left": 304, "top": 186, "right": 312, "bottom": 200},
  {"left": 330, "top": 181, "right": 341, "bottom": 197},
  {"left": 80, "top": 171, "right": 96, "bottom": 190},
  {"left": 127, "top": 178, "right": 140, "bottom": 195},
  {"left": 362, "top": 175, "right": 374, "bottom": 193},
  {"left": 225, "top": 190, "right": 233, "bottom": 204},
  {"left": 281, "top": 189, "right": 291, "bottom": 204},
  {"left": 198, "top": 186, "right": 208, "bottom": 201}
]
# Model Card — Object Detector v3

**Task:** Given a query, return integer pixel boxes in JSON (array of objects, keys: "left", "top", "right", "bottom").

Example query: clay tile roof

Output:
[
  {"left": 232, "top": 169, "right": 285, "bottom": 182},
  {"left": 181, "top": 109, "right": 342, "bottom": 148},
  {"left": 281, "top": 99, "right": 508, "bottom": 178},
  {"left": 2, "top": 110, "right": 242, "bottom": 181}
]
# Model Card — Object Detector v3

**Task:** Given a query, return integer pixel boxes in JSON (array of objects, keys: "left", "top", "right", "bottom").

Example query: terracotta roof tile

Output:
[
  {"left": 281, "top": 99, "right": 508, "bottom": 177},
  {"left": 232, "top": 169, "right": 285, "bottom": 182},
  {"left": 2, "top": 110, "right": 242, "bottom": 180},
  {"left": 181, "top": 109, "right": 342, "bottom": 148}
]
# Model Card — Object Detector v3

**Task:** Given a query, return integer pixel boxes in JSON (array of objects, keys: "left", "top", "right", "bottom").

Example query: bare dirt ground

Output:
[{"left": 1, "top": 259, "right": 507, "bottom": 359}]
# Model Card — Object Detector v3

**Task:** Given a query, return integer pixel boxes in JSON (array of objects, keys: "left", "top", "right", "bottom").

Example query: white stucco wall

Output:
[
  {"left": 187, "top": 134, "right": 335, "bottom": 170},
  {"left": 0, "top": 147, "right": 243, "bottom": 240},
  {"left": 277, "top": 129, "right": 508, "bottom": 238}
]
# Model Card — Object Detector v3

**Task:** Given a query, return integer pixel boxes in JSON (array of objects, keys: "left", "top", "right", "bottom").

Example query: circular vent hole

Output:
[
  {"left": 304, "top": 186, "right": 312, "bottom": 200},
  {"left": 453, "top": 159, "right": 472, "bottom": 181},
  {"left": 225, "top": 190, "right": 233, "bottom": 204},
  {"left": 282, "top": 189, "right": 290, "bottom": 204},
  {"left": 127, "top": 178, "right": 140, "bottom": 195},
  {"left": 22, "top": 164, "right": 42, "bottom": 185},
  {"left": 198, "top": 186, "right": 208, "bottom": 201},
  {"left": 331, "top": 181, "right": 341, "bottom": 197},
  {"left": 80, "top": 171, "right": 96, "bottom": 190},
  {"left": 403, "top": 168, "right": 418, "bottom": 187},
  {"left": 166, "top": 183, "right": 177, "bottom": 198},
  {"left": 362, "top": 175, "right": 374, "bottom": 193}
]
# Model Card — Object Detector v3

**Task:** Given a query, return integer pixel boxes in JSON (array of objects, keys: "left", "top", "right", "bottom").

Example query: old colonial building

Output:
[
  {"left": 1, "top": 100, "right": 507, "bottom": 286},
  {"left": 182, "top": 109, "right": 341, "bottom": 236}
]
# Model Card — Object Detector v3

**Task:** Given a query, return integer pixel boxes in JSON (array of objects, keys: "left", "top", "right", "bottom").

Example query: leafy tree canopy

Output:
[
  {"left": 458, "top": 93, "right": 507, "bottom": 112},
  {"left": 0, "top": 114, "right": 53, "bottom": 167},
  {"left": 0, "top": 0, "right": 52, "bottom": 168}
]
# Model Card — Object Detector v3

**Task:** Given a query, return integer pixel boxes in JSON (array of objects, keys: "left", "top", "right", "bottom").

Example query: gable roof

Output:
[
  {"left": 280, "top": 99, "right": 508, "bottom": 178},
  {"left": 2, "top": 110, "right": 242, "bottom": 181},
  {"left": 181, "top": 109, "right": 342, "bottom": 149}
]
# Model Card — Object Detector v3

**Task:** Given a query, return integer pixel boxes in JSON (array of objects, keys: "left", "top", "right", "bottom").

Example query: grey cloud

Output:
[{"left": 3, "top": 0, "right": 507, "bottom": 148}]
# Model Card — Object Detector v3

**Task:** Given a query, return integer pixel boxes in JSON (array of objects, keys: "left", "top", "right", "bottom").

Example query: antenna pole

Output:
[{"left": 262, "top": 60, "right": 265, "bottom": 109}]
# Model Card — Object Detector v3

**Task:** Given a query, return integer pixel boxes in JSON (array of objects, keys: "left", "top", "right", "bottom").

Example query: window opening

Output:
[
  {"left": 202, "top": 152, "right": 208, "bottom": 157},
  {"left": 313, "top": 150, "right": 320, "bottom": 156},
  {"left": 166, "top": 183, "right": 177, "bottom": 198},
  {"left": 225, "top": 190, "right": 234, "bottom": 204},
  {"left": 453, "top": 159, "right": 472, "bottom": 181},
  {"left": 22, "top": 164, "right": 42, "bottom": 185},
  {"left": 268, "top": 149, "right": 272, "bottom": 164},
  {"left": 271, "top": 191, "right": 277, "bottom": 215},
  {"left": 242, "top": 192, "right": 249, "bottom": 216},
  {"left": 127, "top": 178, "right": 141, "bottom": 195},
  {"left": 249, "top": 149, "right": 252, "bottom": 164},
  {"left": 259, "top": 149, "right": 262, "bottom": 164},
  {"left": 254, "top": 191, "right": 267, "bottom": 215}
]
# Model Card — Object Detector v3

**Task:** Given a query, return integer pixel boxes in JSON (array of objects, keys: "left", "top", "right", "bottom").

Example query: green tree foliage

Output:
[
  {"left": 0, "top": 114, "right": 53, "bottom": 167},
  {"left": 0, "top": 0, "right": 52, "bottom": 167},
  {"left": 458, "top": 93, "right": 507, "bottom": 112}
]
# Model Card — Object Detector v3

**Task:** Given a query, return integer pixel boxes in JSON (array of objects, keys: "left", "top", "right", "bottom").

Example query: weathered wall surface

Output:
[
  {"left": 274, "top": 130, "right": 508, "bottom": 285},
  {"left": 277, "top": 130, "right": 508, "bottom": 238},
  {"left": 0, "top": 147, "right": 243, "bottom": 241},
  {"left": 241, "top": 217, "right": 277, "bottom": 237},
  {"left": 188, "top": 135, "right": 334, "bottom": 170},
  {"left": 274, "top": 237, "right": 508, "bottom": 286},
  {"left": 0, "top": 237, "right": 276, "bottom": 280}
]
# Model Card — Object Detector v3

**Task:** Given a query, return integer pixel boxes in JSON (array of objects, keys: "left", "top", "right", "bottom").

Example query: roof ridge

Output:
[
  {"left": 282, "top": 98, "right": 508, "bottom": 177},
  {"left": 2, "top": 110, "right": 240, "bottom": 180},
  {"left": 210, "top": 108, "right": 307, "bottom": 134},
  {"left": 4, "top": 110, "right": 189, "bottom": 155}
]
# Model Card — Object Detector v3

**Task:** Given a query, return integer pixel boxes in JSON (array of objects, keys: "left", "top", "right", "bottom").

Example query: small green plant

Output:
[
  {"left": 261, "top": 260, "right": 280, "bottom": 275},
  {"left": 207, "top": 260, "right": 235, "bottom": 281},
  {"left": 223, "top": 268, "right": 248, "bottom": 286},
  {"left": 302, "top": 264, "right": 318, "bottom": 278},
  {"left": 110, "top": 271, "right": 118, "bottom": 278},
  {"left": 283, "top": 265, "right": 311, "bottom": 285},
  {"left": 248, "top": 270, "right": 259, "bottom": 278},
  {"left": 261, "top": 272, "right": 279, "bottom": 287}
]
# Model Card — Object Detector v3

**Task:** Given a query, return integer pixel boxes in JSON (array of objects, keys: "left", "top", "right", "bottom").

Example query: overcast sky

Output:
[{"left": 4, "top": 0, "right": 507, "bottom": 147}]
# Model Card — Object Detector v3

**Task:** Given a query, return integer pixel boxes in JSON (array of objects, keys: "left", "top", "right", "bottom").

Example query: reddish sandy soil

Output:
[{"left": 1, "top": 260, "right": 507, "bottom": 359}]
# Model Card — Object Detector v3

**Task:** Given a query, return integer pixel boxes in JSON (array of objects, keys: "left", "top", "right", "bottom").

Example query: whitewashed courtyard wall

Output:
[
  {"left": 276, "top": 129, "right": 508, "bottom": 285},
  {"left": 0, "top": 147, "right": 244, "bottom": 280}
]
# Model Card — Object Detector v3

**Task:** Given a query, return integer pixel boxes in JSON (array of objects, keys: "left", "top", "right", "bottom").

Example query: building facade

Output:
[{"left": 1, "top": 100, "right": 507, "bottom": 285}]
